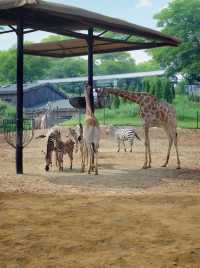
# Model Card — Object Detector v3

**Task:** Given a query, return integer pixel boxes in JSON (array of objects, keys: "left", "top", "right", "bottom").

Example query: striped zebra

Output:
[
  {"left": 45, "top": 129, "right": 61, "bottom": 171},
  {"left": 55, "top": 138, "right": 75, "bottom": 171},
  {"left": 114, "top": 128, "right": 141, "bottom": 152},
  {"left": 45, "top": 128, "right": 78, "bottom": 171}
]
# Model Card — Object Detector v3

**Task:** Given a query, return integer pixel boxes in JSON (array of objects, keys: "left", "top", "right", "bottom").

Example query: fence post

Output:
[
  {"left": 197, "top": 111, "right": 199, "bottom": 129},
  {"left": 103, "top": 96, "right": 106, "bottom": 125}
]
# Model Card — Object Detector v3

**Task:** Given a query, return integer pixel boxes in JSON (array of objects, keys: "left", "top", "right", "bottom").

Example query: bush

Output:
[{"left": 0, "top": 100, "right": 15, "bottom": 118}]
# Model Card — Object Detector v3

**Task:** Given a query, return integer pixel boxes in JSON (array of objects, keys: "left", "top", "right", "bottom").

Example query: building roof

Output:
[
  {"left": 0, "top": 82, "right": 67, "bottom": 98},
  {"left": 0, "top": 0, "right": 180, "bottom": 52},
  {"left": 24, "top": 99, "right": 75, "bottom": 112},
  {"left": 37, "top": 70, "right": 165, "bottom": 84}
]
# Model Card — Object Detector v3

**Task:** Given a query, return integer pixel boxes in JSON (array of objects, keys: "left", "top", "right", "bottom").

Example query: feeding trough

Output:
[
  {"left": 69, "top": 97, "right": 86, "bottom": 109},
  {"left": 69, "top": 94, "right": 108, "bottom": 109},
  {"left": 3, "top": 118, "right": 34, "bottom": 148}
]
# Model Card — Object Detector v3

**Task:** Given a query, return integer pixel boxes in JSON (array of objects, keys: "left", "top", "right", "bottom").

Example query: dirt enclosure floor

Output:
[{"left": 0, "top": 127, "right": 200, "bottom": 268}]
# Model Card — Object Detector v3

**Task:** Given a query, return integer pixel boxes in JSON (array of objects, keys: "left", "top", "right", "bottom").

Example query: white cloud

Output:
[{"left": 136, "top": 0, "right": 153, "bottom": 8}]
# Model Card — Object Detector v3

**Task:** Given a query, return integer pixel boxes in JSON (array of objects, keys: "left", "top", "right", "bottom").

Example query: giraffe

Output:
[
  {"left": 96, "top": 87, "right": 181, "bottom": 169},
  {"left": 82, "top": 84, "right": 100, "bottom": 175}
]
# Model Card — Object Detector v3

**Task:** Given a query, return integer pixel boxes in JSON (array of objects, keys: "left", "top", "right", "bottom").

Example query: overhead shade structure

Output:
[
  {"left": 24, "top": 38, "right": 173, "bottom": 58},
  {"left": 0, "top": 0, "right": 180, "bottom": 174},
  {"left": 0, "top": 0, "right": 180, "bottom": 44}
]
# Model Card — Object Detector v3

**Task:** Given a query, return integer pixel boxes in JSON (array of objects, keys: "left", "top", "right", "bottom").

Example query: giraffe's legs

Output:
[
  {"left": 143, "top": 126, "right": 151, "bottom": 169},
  {"left": 81, "top": 144, "right": 86, "bottom": 172},
  {"left": 162, "top": 128, "right": 173, "bottom": 167},
  {"left": 162, "top": 136, "right": 173, "bottom": 167},
  {"left": 174, "top": 132, "right": 181, "bottom": 169},
  {"left": 88, "top": 147, "right": 92, "bottom": 174},
  {"left": 162, "top": 127, "right": 180, "bottom": 169},
  {"left": 95, "top": 150, "right": 98, "bottom": 175},
  {"left": 147, "top": 132, "right": 151, "bottom": 168}
]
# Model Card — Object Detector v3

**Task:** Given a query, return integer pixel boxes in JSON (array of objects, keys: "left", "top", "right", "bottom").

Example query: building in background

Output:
[{"left": 0, "top": 83, "right": 77, "bottom": 119}]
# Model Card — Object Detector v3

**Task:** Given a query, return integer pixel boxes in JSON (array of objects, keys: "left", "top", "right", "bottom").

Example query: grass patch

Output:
[{"left": 62, "top": 94, "right": 200, "bottom": 129}]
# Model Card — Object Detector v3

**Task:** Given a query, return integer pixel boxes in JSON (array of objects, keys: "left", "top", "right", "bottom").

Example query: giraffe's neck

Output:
[
  {"left": 84, "top": 86, "right": 93, "bottom": 116},
  {"left": 98, "top": 88, "right": 145, "bottom": 105}
]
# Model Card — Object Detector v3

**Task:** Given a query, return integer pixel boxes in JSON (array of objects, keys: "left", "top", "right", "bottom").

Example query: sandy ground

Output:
[{"left": 0, "top": 127, "right": 200, "bottom": 267}]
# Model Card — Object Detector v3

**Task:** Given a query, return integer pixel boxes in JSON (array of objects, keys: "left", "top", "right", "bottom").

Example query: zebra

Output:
[
  {"left": 114, "top": 128, "right": 141, "bottom": 152},
  {"left": 55, "top": 138, "right": 75, "bottom": 171},
  {"left": 45, "top": 127, "right": 78, "bottom": 171},
  {"left": 45, "top": 128, "right": 61, "bottom": 171}
]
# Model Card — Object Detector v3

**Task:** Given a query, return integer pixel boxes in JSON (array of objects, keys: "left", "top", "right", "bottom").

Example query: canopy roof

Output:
[
  {"left": 24, "top": 38, "right": 174, "bottom": 58},
  {"left": 0, "top": 0, "right": 180, "bottom": 47}
]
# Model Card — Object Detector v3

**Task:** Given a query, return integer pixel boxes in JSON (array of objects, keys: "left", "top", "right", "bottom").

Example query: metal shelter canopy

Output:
[
  {"left": 24, "top": 38, "right": 174, "bottom": 58},
  {"left": 0, "top": 0, "right": 180, "bottom": 174},
  {"left": 0, "top": 0, "right": 180, "bottom": 45}
]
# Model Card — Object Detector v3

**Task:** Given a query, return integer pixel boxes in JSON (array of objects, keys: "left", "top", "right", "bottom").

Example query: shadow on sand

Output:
[{"left": 47, "top": 165, "right": 200, "bottom": 191}]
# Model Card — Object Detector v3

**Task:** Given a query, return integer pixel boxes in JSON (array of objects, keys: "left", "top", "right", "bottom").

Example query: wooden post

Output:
[
  {"left": 197, "top": 111, "right": 199, "bottom": 129},
  {"left": 16, "top": 14, "right": 24, "bottom": 174}
]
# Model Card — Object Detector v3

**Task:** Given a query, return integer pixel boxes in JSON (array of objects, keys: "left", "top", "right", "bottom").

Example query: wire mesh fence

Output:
[{"left": 1, "top": 118, "right": 34, "bottom": 148}]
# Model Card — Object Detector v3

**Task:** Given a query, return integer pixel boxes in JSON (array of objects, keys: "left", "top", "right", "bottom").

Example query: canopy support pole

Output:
[
  {"left": 87, "top": 27, "right": 94, "bottom": 113},
  {"left": 16, "top": 14, "right": 24, "bottom": 174}
]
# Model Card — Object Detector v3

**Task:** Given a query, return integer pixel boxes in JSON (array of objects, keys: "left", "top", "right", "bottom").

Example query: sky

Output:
[{"left": 0, "top": 0, "right": 170, "bottom": 63}]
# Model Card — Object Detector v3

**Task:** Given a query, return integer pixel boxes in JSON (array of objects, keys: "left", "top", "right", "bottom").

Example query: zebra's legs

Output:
[
  {"left": 57, "top": 151, "right": 63, "bottom": 171},
  {"left": 55, "top": 149, "right": 59, "bottom": 166},
  {"left": 45, "top": 150, "right": 52, "bottom": 171},
  {"left": 68, "top": 152, "right": 73, "bottom": 169},
  {"left": 129, "top": 141, "right": 133, "bottom": 152},
  {"left": 122, "top": 140, "right": 126, "bottom": 152},
  {"left": 117, "top": 138, "right": 120, "bottom": 152}
]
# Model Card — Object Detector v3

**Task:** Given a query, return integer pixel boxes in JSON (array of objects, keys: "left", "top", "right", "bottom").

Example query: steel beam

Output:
[
  {"left": 87, "top": 28, "right": 94, "bottom": 113},
  {"left": 16, "top": 14, "right": 24, "bottom": 174}
]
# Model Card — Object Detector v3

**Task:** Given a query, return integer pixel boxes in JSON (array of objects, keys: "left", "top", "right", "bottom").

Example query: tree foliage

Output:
[
  {"left": 0, "top": 34, "right": 137, "bottom": 85},
  {"left": 0, "top": 48, "right": 51, "bottom": 83},
  {"left": 94, "top": 52, "right": 136, "bottom": 75},
  {"left": 149, "top": 0, "right": 200, "bottom": 82},
  {"left": 142, "top": 77, "right": 174, "bottom": 103}
]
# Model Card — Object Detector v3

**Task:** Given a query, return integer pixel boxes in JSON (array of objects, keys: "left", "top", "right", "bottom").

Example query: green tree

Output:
[
  {"left": 0, "top": 48, "right": 50, "bottom": 84},
  {"left": 47, "top": 58, "right": 87, "bottom": 79},
  {"left": 154, "top": 78, "right": 163, "bottom": 100},
  {"left": 94, "top": 52, "right": 136, "bottom": 75},
  {"left": 42, "top": 34, "right": 69, "bottom": 42},
  {"left": 163, "top": 79, "right": 173, "bottom": 103},
  {"left": 149, "top": 0, "right": 200, "bottom": 82},
  {"left": 136, "top": 60, "right": 160, "bottom": 72}
]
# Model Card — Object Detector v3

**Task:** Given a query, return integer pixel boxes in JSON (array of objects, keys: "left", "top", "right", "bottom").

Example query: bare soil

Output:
[{"left": 0, "top": 127, "right": 200, "bottom": 268}]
